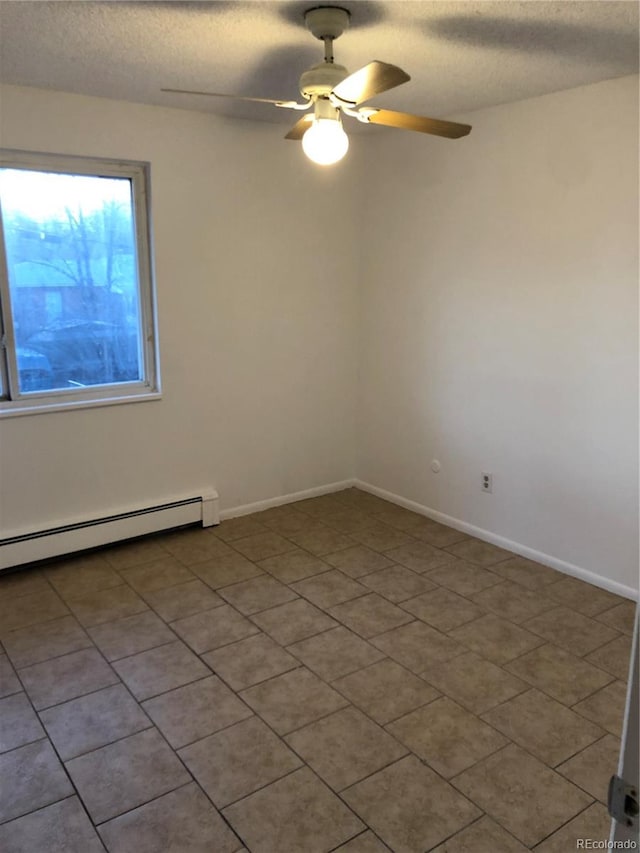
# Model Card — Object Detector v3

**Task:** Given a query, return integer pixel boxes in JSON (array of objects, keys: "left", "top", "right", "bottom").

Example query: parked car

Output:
[
  {"left": 23, "top": 319, "right": 139, "bottom": 388},
  {"left": 16, "top": 346, "right": 54, "bottom": 392}
]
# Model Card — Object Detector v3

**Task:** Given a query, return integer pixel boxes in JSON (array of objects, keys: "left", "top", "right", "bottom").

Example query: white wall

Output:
[
  {"left": 358, "top": 75, "right": 639, "bottom": 593},
  {"left": 0, "top": 85, "right": 360, "bottom": 531}
]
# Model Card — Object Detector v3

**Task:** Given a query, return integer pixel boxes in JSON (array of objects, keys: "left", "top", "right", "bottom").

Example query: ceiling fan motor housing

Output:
[{"left": 299, "top": 61, "right": 349, "bottom": 98}]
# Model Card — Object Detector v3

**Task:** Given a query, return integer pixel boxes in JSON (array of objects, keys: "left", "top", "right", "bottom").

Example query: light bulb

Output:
[{"left": 302, "top": 117, "right": 349, "bottom": 165}]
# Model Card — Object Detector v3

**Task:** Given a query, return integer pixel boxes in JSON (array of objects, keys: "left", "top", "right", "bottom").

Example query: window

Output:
[{"left": 0, "top": 150, "right": 160, "bottom": 415}]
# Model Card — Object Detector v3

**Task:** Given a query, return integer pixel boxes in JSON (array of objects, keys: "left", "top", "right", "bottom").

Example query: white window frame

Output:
[{"left": 0, "top": 149, "right": 161, "bottom": 417}]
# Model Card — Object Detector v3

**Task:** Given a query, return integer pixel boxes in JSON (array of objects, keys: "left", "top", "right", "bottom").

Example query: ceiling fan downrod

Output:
[{"left": 299, "top": 7, "right": 351, "bottom": 99}]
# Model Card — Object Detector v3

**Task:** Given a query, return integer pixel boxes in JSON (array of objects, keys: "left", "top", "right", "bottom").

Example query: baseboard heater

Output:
[{"left": 0, "top": 489, "right": 219, "bottom": 571}]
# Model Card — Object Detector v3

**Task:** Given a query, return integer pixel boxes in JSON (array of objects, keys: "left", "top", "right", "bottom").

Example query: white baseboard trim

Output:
[
  {"left": 219, "top": 479, "right": 357, "bottom": 521},
  {"left": 355, "top": 480, "right": 639, "bottom": 602}
]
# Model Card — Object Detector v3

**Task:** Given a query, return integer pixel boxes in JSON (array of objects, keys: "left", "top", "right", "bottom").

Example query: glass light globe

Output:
[{"left": 302, "top": 118, "right": 349, "bottom": 165}]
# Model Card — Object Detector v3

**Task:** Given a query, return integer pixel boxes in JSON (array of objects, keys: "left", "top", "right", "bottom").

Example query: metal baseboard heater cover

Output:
[{"left": 0, "top": 489, "right": 219, "bottom": 571}]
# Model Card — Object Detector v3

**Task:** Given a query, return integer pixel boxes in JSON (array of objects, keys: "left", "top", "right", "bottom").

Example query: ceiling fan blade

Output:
[
  {"left": 331, "top": 61, "right": 410, "bottom": 106},
  {"left": 365, "top": 108, "right": 471, "bottom": 138},
  {"left": 285, "top": 114, "right": 313, "bottom": 140},
  {"left": 161, "top": 89, "right": 310, "bottom": 109}
]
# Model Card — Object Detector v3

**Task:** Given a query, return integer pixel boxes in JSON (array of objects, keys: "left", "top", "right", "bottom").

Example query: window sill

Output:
[{"left": 0, "top": 390, "right": 163, "bottom": 418}]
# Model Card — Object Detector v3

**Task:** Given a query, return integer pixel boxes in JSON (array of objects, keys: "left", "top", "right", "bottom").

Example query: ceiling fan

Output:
[{"left": 162, "top": 6, "right": 472, "bottom": 165}]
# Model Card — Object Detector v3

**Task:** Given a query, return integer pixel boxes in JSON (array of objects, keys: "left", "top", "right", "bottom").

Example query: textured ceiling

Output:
[{"left": 0, "top": 1, "right": 638, "bottom": 126}]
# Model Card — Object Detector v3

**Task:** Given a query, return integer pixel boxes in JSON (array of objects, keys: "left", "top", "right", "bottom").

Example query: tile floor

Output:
[{"left": 0, "top": 488, "right": 636, "bottom": 852}]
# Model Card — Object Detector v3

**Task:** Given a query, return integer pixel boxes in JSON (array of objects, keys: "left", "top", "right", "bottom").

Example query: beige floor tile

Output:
[
  {"left": 286, "top": 706, "right": 407, "bottom": 791},
  {"left": 294, "top": 494, "right": 353, "bottom": 518},
  {"left": 141, "top": 675, "right": 252, "bottom": 749},
  {"left": 427, "top": 561, "right": 503, "bottom": 596},
  {"left": 546, "top": 576, "right": 625, "bottom": 617},
  {"left": 102, "top": 537, "right": 167, "bottom": 571},
  {"left": 471, "top": 581, "right": 556, "bottom": 624},
  {"left": 19, "top": 647, "right": 119, "bottom": 710},
  {"left": 231, "top": 531, "right": 297, "bottom": 562},
  {"left": 324, "top": 546, "right": 394, "bottom": 578},
  {"left": 218, "top": 575, "right": 298, "bottom": 615},
  {"left": 523, "top": 606, "right": 619, "bottom": 656},
  {"left": 287, "top": 626, "right": 385, "bottom": 681},
  {"left": 0, "top": 569, "right": 50, "bottom": 600},
  {"left": 401, "top": 588, "right": 484, "bottom": 633},
  {"left": 251, "top": 598, "right": 338, "bottom": 646},
  {"left": 450, "top": 613, "right": 544, "bottom": 664},
  {"left": 159, "top": 527, "right": 234, "bottom": 565},
  {"left": 557, "top": 734, "right": 621, "bottom": 803},
  {"left": 0, "top": 692, "right": 45, "bottom": 753},
  {"left": 258, "top": 549, "right": 331, "bottom": 583},
  {"left": 336, "top": 490, "right": 393, "bottom": 515},
  {"left": 40, "top": 683, "right": 150, "bottom": 760},
  {"left": 0, "top": 588, "right": 69, "bottom": 634},
  {"left": 1, "top": 616, "right": 92, "bottom": 669},
  {"left": 334, "top": 830, "right": 391, "bottom": 851},
  {"left": 445, "top": 537, "right": 513, "bottom": 566},
  {"left": 98, "top": 782, "right": 241, "bottom": 853},
  {"left": 44, "top": 554, "right": 122, "bottom": 600},
  {"left": 66, "top": 585, "right": 148, "bottom": 628},
  {"left": 179, "top": 716, "right": 302, "bottom": 808},
  {"left": 322, "top": 509, "right": 378, "bottom": 534},
  {"left": 292, "top": 570, "right": 368, "bottom": 609},
  {"left": 505, "top": 643, "right": 614, "bottom": 706},
  {"left": 213, "top": 516, "right": 269, "bottom": 542},
  {"left": 66, "top": 728, "right": 190, "bottom": 824},
  {"left": 490, "top": 556, "right": 562, "bottom": 590},
  {"left": 333, "top": 659, "right": 439, "bottom": 725},
  {"left": 573, "top": 680, "right": 628, "bottom": 736},
  {"left": 142, "top": 579, "right": 223, "bottom": 622},
  {"left": 431, "top": 815, "right": 530, "bottom": 852},
  {"left": 359, "top": 565, "right": 436, "bottom": 602},
  {"left": 351, "top": 525, "right": 417, "bottom": 553},
  {"left": 409, "top": 520, "right": 469, "bottom": 548},
  {"left": 481, "top": 688, "right": 604, "bottom": 766},
  {"left": 343, "top": 754, "right": 481, "bottom": 853},
  {"left": 171, "top": 605, "right": 259, "bottom": 653},
  {"left": 329, "top": 593, "right": 414, "bottom": 638},
  {"left": 388, "top": 697, "right": 507, "bottom": 778},
  {"left": 119, "top": 556, "right": 195, "bottom": 594},
  {"left": 0, "top": 653, "right": 22, "bottom": 697},
  {"left": 370, "top": 506, "right": 427, "bottom": 532},
  {"left": 371, "top": 620, "right": 464, "bottom": 673},
  {"left": 0, "top": 739, "right": 73, "bottom": 823},
  {"left": 287, "top": 526, "right": 357, "bottom": 556},
  {"left": 203, "top": 633, "right": 298, "bottom": 691},
  {"left": 256, "top": 506, "right": 322, "bottom": 536},
  {"left": 586, "top": 634, "right": 632, "bottom": 681},
  {"left": 595, "top": 599, "right": 637, "bottom": 634},
  {"left": 190, "top": 552, "right": 263, "bottom": 590},
  {"left": 239, "top": 667, "right": 348, "bottom": 734},
  {"left": 423, "top": 652, "right": 527, "bottom": 713},
  {"left": 533, "top": 802, "right": 611, "bottom": 853},
  {"left": 452, "top": 744, "right": 592, "bottom": 847},
  {"left": 0, "top": 796, "right": 105, "bottom": 853},
  {"left": 113, "top": 640, "right": 210, "bottom": 701},
  {"left": 384, "top": 541, "right": 458, "bottom": 573},
  {"left": 88, "top": 610, "right": 176, "bottom": 661},
  {"left": 222, "top": 766, "right": 364, "bottom": 853}
]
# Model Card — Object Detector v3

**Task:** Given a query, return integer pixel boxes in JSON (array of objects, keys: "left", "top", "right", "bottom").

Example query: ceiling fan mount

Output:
[
  {"left": 304, "top": 6, "right": 350, "bottom": 42},
  {"left": 161, "top": 3, "right": 471, "bottom": 165}
]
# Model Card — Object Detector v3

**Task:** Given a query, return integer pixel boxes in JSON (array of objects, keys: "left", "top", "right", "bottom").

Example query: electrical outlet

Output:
[{"left": 482, "top": 472, "right": 493, "bottom": 493}]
